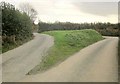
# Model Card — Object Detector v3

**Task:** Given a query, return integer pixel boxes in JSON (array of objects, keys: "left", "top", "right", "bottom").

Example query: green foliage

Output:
[
  {"left": 38, "top": 22, "right": 119, "bottom": 36},
  {"left": 28, "top": 29, "right": 103, "bottom": 74},
  {"left": 1, "top": 2, "right": 33, "bottom": 53}
]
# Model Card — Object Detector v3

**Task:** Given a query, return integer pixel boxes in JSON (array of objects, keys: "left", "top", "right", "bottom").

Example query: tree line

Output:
[{"left": 38, "top": 22, "right": 119, "bottom": 36}]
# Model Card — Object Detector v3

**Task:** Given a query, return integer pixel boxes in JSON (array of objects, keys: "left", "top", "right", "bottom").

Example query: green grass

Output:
[
  {"left": 2, "top": 37, "right": 33, "bottom": 53},
  {"left": 28, "top": 29, "right": 103, "bottom": 75},
  {"left": 2, "top": 43, "right": 18, "bottom": 53}
]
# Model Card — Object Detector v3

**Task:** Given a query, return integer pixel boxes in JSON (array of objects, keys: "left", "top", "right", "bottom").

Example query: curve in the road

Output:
[{"left": 2, "top": 33, "right": 54, "bottom": 82}]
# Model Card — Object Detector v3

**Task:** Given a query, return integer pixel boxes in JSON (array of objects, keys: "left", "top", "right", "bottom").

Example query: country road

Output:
[
  {"left": 2, "top": 33, "right": 54, "bottom": 82},
  {"left": 20, "top": 36, "right": 118, "bottom": 82}
]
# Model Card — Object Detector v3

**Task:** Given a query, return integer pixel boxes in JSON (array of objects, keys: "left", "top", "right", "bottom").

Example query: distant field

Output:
[{"left": 28, "top": 29, "right": 103, "bottom": 75}]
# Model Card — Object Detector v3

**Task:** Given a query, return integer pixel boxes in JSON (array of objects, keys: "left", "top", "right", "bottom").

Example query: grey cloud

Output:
[{"left": 73, "top": 2, "right": 118, "bottom": 16}]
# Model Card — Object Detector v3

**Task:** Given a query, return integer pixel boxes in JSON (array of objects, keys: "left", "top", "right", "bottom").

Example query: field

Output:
[{"left": 28, "top": 29, "right": 103, "bottom": 74}]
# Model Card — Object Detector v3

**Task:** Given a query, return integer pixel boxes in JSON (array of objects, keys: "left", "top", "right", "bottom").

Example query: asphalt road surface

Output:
[
  {"left": 2, "top": 33, "right": 54, "bottom": 82},
  {"left": 20, "top": 37, "right": 118, "bottom": 82}
]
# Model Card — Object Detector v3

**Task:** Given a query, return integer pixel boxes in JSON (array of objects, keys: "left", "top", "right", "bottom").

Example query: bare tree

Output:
[{"left": 19, "top": 3, "right": 37, "bottom": 22}]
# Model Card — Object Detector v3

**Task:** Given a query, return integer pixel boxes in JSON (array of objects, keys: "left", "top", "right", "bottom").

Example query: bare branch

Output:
[{"left": 19, "top": 2, "right": 37, "bottom": 22}]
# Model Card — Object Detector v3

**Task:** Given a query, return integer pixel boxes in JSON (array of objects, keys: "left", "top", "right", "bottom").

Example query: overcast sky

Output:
[{"left": 1, "top": 0, "right": 119, "bottom": 23}]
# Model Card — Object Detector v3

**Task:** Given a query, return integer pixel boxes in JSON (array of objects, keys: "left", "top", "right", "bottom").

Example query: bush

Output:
[{"left": 1, "top": 2, "right": 33, "bottom": 53}]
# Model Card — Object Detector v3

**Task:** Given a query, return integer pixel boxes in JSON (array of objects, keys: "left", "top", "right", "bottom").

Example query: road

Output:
[
  {"left": 20, "top": 37, "right": 118, "bottom": 82},
  {"left": 2, "top": 33, "right": 54, "bottom": 82}
]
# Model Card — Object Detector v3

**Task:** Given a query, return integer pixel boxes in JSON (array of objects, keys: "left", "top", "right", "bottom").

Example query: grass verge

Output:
[
  {"left": 28, "top": 29, "right": 103, "bottom": 75},
  {"left": 2, "top": 37, "right": 33, "bottom": 53}
]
